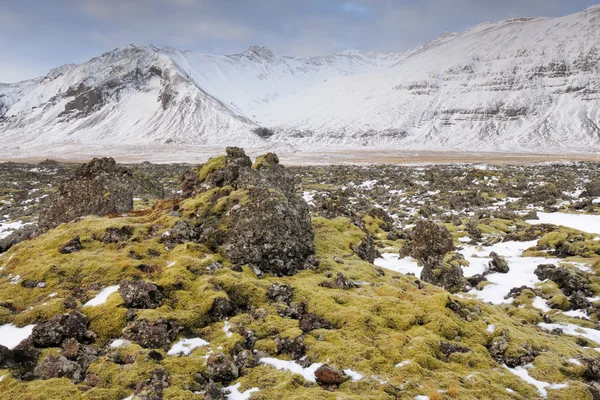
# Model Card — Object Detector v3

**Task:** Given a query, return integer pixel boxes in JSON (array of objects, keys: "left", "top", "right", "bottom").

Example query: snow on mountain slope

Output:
[
  {"left": 0, "top": 45, "right": 406, "bottom": 149},
  {"left": 1, "top": 6, "right": 600, "bottom": 155},
  {"left": 257, "top": 5, "right": 600, "bottom": 151}
]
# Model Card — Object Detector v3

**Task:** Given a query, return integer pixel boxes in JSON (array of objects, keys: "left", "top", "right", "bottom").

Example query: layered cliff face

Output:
[{"left": 260, "top": 6, "right": 600, "bottom": 151}]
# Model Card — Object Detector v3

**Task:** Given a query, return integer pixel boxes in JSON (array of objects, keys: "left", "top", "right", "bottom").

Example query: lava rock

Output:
[
  {"left": 235, "top": 350, "right": 257, "bottom": 374},
  {"left": 266, "top": 283, "right": 294, "bottom": 304},
  {"left": 488, "top": 252, "right": 510, "bottom": 273},
  {"left": 421, "top": 261, "right": 467, "bottom": 294},
  {"left": 534, "top": 264, "right": 592, "bottom": 296},
  {"left": 205, "top": 352, "right": 239, "bottom": 384},
  {"left": 134, "top": 368, "right": 169, "bottom": 400},
  {"left": 59, "top": 236, "right": 83, "bottom": 254},
  {"left": 34, "top": 356, "right": 82, "bottom": 381},
  {"left": 299, "top": 313, "right": 332, "bottom": 332},
  {"left": 208, "top": 296, "right": 236, "bottom": 322},
  {"left": 96, "top": 226, "right": 134, "bottom": 244},
  {"left": 31, "top": 311, "right": 95, "bottom": 348},
  {"left": 122, "top": 319, "right": 178, "bottom": 349},
  {"left": 38, "top": 158, "right": 140, "bottom": 232},
  {"left": 275, "top": 336, "right": 305, "bottom": 360},
  {"left": 118, "top": 280, "right": 164, "bottom": 309},
  {"left": 320, "top": 272, "right": 358, "bottom": 290}
]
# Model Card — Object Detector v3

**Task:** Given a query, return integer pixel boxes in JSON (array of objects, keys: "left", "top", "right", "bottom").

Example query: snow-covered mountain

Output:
[
  {"left": 1, "top": 5, "right": 600, "bottom": 154},
  {"left": 259, "top": 5, "right": 600, "bottom": 151},
  {"left": 0, "top": 45, "right": 407, "bottom": 149}
]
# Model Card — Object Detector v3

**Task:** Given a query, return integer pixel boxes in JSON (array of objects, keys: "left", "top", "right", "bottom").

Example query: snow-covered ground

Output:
[
  {"left": 0, "top": 323, "right": 35, "bottom": 349},
  {"left": 167, "top": 338, "right": 211, "bottom": 356},
  {"left": 505, "top": 364, "right": 568, "bottom": 397},
  {"left": 526, "top": 212, "right": 600, "bottom": 234},
  {"left": 83, "top": 285, "right": 120, "bottom": 307}
]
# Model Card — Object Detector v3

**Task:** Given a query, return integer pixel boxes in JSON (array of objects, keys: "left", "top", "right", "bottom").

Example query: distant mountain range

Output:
[{"left": 1, "top": 5, "right": 600, "bottom": 154}]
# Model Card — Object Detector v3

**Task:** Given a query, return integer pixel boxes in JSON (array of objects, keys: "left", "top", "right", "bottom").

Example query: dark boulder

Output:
[
  {"left": 534, "top": 264, "right": 592, "bottom": 296},
  {"left": 299, "top": 313, "right": 332, "bottom": 332},
  {"left": 208, "top": 297, "right": 236, "bottom": 322},
  {"left": 118, "top": 280, "right": 164, "bottom": 309},
  {"left": 320, "top": 272, "right": 358, "bottom": 290},
  {"left": 488, "top": 252, "right": 509, "bottom": 273},
  {"left": 31, "top": 311, "right": 95, "bottom": 348},
  {"left": 34, "top": 356, "right": 83, "bottom": 381},
  {"left": 266, "top": 283, "right": 294, "bottom": 304},
  {"left": 38, "top": 158, "right": 160, "bottom": 232},
  {"left": 205, "top": 352, "right": 239, "bottom": 384},
  {"left": 122, "top": 319, "right": 178, "bottom": 350},
  {"left": 0, "top": 225, "right": 36, "bottom": 254},
  {"left": 275, "top": 336, "right": 306, "bottom": 360},
  {"left": 314, "top": 364, "right": 345, "bottom": 385},
  {"left": 134, "top": 368, "right": 170, "bottom": 400},
  {"left": 95, "top": 226, "right": 134, "bottom": 244}
]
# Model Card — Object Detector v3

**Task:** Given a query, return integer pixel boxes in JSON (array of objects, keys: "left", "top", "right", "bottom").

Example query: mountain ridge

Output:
[{"left": 1, "top": 5, "right": 600, "bottom": 156}]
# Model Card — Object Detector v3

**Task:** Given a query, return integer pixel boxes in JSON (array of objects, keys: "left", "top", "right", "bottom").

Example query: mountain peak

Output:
[{"left": 243, "top": 45, "right": 275, "bottom": 58}]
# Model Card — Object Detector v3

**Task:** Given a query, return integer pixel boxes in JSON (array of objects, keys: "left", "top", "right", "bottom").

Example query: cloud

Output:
[{"left": 0, "top": 0, "right": 597, "bottom": 82}]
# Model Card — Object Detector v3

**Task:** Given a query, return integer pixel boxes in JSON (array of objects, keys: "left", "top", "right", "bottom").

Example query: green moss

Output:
[{"left": 198, "top": 155, "right": 227, "bottom": 181}]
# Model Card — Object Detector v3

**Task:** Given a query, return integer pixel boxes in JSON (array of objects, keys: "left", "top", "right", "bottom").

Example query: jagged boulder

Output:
[
  {"left": 31, "top": 311, "right": 95, "bottom": 348},
  {"left": 488, "top": 252, "right": 510, "bottom": 273},
  {"left": 118, "top": 280, "right": 164, "bottom": 309},
  {"left": 34, "top": 356, "right": 82, "bottom": 381},
  {"left": 205, "top": 352, "right": 239, "bottom": 384},
  {"left": 534, "top": 264, "right": 592, "bottom": 296},
  {"left": 299, "top": 313, "right": 332, "bottom": 332},
  {"left": 38, "top": 158, "right": 136, "bottom": 232},
  {"left": 122, "top": 319, "right": 178, "bottom": 349}
]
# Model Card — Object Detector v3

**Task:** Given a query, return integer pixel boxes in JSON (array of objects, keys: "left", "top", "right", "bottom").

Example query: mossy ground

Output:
[{"left": 1, "top": 184, "right": 600, "bottom": 399}]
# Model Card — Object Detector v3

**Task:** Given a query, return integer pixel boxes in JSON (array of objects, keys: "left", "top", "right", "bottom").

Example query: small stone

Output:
[
  {"left": 59, "top": 236, "right": 83, "bottom": 254},
  {"left": 314, "top": 364, "right": 344, "bottom": 385}
]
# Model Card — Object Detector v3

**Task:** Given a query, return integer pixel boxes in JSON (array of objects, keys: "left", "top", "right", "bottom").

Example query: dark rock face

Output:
[
  {"left": 59, "top": 236, "right": 83, "bottom": 254},
  {"left": 534, "top": 264, "right": 592, "bottom": 296},
  {"left": 31, "top": 311, "right": 95, "bottom": 348},
  {"left": 38, "top": 158, "right": 136, "bottom": 232},
  {"left": 402, "top": 220, "right": 454, "bottom": 262},
  {"left": 204, "top": 380, "right": 225, "bottom": 400},
  {"left": 205, "top": 352, "right": 239, "bottom": 384},
  {"left": 488, "top": 252, "right": 510, "bottom": 273},
  {"left": 266, "top": 283, "right": 294, "bottom": 304},
  {"left": 401, "top": 220, "right": 466, "bottom": 292},
  {"left": 585, "top": 181, "right": 600, "bottom": 197},
  {"left": 118, "top": 280, "right": 164, "bottom": 309},
  {"left": 122, "top": 319, "right": 178, "bottom": 349},
  {"left": 235, "top": 350, "right": 257, "bottom": 374},
  {"left": 223, "top": 150, "right": 315, "bottom": 276},
  {"left": 314, "top": 364, "right": 344, "bottom": 385},
  {"left": 34, "top": 356, "right": 82, "bottom": 381},
  {"left": 299, "top": 313, "right": 332, "bottom": 332},
  {"left": 178, "top": 148, "right": 316, "bottom": 277}
]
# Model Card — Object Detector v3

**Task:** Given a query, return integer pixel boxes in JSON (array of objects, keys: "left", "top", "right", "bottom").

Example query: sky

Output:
[{"left": 0, "top": 0, "right": 598, "bottom": 83}]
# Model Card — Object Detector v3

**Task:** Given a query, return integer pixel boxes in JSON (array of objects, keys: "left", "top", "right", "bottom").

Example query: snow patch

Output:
[
  {"left": 84, "top": 285, "right": 120, "bottom": 307},
  {"left": 167, "top": 338, "right": 210, "bottom": 356},
  {"left": 0, "top": 324, "right": 35, "bottom": 350}
]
